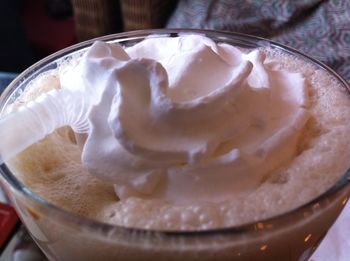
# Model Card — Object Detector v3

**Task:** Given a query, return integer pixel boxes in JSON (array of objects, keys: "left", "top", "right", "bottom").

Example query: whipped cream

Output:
[
  {"left": 59, "top": 35, "right": 310, "bottom": 203},
  {"left": 0, "top": 35, "right": 310, "bottom": 204}
]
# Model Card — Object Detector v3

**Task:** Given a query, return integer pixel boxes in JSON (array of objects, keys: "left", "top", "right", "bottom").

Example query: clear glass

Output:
[{"left": 0, "top": 29, "right": 350, "bottom": 261}]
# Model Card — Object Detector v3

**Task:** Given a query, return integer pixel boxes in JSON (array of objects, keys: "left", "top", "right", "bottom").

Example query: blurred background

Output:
[
  {"left": 0, "top": 0, "right": 349, "bottom": 82},
  {"left": 0, "top": 0, "right": 176, "bottom": 74},
  {"left": 0, "top": 0, "right": 118, "bottom": 74}
]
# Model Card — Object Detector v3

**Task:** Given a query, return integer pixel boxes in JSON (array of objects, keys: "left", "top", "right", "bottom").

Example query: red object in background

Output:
[
  {"left": 0, "top": 202, "right": 20, "bottom": 253},
  {"left": 21, "top": 0, "right": 76, "bottom": 59}
]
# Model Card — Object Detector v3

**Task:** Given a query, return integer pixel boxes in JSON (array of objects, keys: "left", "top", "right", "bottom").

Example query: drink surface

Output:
[{"left": 5, "top": 40, "right": 350, "bottom": 231}]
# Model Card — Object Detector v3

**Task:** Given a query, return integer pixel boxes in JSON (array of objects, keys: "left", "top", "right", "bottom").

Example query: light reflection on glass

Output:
[
  {"left": 260, "top": 244, "right": 268, "bottom": 251},
  {"left": 342, "top": 197, "right": 348, "bottom": 205},
  {"left": 304, "top": 234, "right": 312, "bottom": 242},
  {"left": 312, "top": 203, "right": 321, "bottom": 209}
]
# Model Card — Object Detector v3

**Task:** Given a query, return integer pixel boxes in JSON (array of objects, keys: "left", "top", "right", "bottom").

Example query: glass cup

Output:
[{"left": 0, "top": 29, "right": 349, "bottom": 261}]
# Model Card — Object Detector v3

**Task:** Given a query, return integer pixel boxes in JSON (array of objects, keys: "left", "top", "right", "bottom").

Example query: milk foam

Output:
[{"left": 6, "top": 39, "right": 350, "bottom": 230}]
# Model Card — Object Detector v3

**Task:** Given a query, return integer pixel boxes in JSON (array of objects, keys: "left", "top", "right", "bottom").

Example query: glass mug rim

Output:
[{"left": 0, "top": 28, "right": 350, "bottom": 239}]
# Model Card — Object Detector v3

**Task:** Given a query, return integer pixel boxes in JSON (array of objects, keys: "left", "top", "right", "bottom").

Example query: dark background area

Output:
[
  {"left": 0, "top": 0, "right": 35, "bottom": 73},
  {"left": 0, "top": 0, "right": 123, "bottom": 74}
]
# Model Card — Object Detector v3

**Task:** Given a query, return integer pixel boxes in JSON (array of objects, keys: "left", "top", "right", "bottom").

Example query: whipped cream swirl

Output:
[{"left": 60, "top": 35, "right": 310, "bottom": 203}]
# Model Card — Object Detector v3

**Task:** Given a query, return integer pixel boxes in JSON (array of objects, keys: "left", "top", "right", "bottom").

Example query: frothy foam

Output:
[{"left": 6, "top": 39, "right": 350, "bottom": 230}]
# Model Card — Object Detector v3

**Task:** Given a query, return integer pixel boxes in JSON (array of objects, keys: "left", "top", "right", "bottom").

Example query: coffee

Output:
[
  {"left": 2, "top": 31, "right": 350, "bottom": 260},
  {"left": 5, "top": 37, "right": 350, "bottom": 229}
]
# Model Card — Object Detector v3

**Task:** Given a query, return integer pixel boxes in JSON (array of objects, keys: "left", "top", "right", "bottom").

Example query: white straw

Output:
[{"left": 0, "top": 89, "right": 90, "bottom": 163}]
